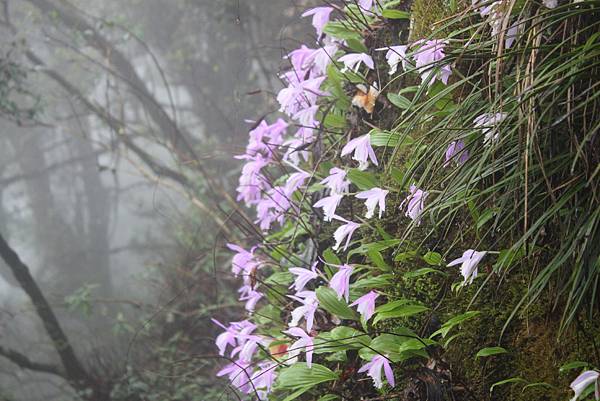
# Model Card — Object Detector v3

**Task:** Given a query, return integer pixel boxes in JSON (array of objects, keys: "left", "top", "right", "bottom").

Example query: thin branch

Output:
[
  {"left": 0, "top": 345, "right": 64, "bottom": 377},
  {"left": 0, "top": 233, "right": 92, "bottom": 388}
]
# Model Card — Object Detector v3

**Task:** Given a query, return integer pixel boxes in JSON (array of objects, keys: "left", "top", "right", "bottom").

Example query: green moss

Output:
[{"left": 410, "top": 0, "right": 470, "bottom": 40}]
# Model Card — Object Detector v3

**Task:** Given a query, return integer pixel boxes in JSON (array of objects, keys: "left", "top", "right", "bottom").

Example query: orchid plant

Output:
[{"left": 210, "top": 0, "right": 600, "bottom": 399}]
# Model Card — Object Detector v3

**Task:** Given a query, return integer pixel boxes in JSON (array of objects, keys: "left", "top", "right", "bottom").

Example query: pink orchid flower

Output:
[
  {"left": 321, "top": 167, "right": 350, "bottom": 195},
  {"left": 358, "top": 354, "right": 395, "bottom": 389},
  {"left": 329, "top": 264, "right": 354, "bottom": 302},
  {"left": 570, "top": 370, "right": 599, "bottom": 401},
  {"left": 378, "top": 45, "right": 408, "bottom": 75},
  {"left": 350, "top": 290, "right": 379, "bottom": 321},
  {"left": 226, "top": 243, "right": 258, "bottom": 277},
  {"left": 341, "top": 133, "right": 378, "bottom": 170},
  {"left": 313, "top": 193, "right": 344, "bottom": 222},
  {"left": 286, "top": 45, "right": 316, "bottom": 74},
  {"left": 238, "top": 285, "right": 264, "bottom": 312},
  {"left": 310, "top": 41, "right": 339, "bottom": 76},
  {"left": 474, "top": 112, "right": 507, "bottom": 146},
  {"left": 332, "top": 215, "right": 361, "bottom": 252},
  {"left": 284, "top": 170, "right": 311, "bottom": 197},
  {"left": 292, "top": 104, "right": 320, "bottom": 128},
  {"left": 250, "top": 362, "right": 278, "bottom": 400},
  {"left": 236, "top": 154, "right": 269, "bottom": 206},
  {"left": 338, "top": 53, "right": 374, "bottom": 73},
  {"left": 237, "top": 334, "right": 269, "bottom": 363},
  {"left": 213, "top": 319, "right": 257, "bottom": 357},
  {"left": 401, "top": 184, "right": 428, "bottom": 224},
  {"left": 212, "top": 318, "right": 238, "bottom": 356},
  {"left": 302, "top": 7, "right": 334, "bottom": 37},
  {"left": 284, "top": 327, "right": 315, "bottom": 368},
  {"left": 356, "top": 187, "right": 389, "bottom": 219},
  {"left": 289, "top": 263, "right": 319, "bottom": 292},
  {"left": 288, "top": 290, "right": 319, "bottom": 332},
  {"left": 217, "top": 360, "right": 252, "bottom": 393},
  {"left": 358, "top": 0, "right": 375, "bottom": 11},
  {"left": 444, "top": 140, "right": 469, "bottom": 167},
  {"left": 447, "top": 249, "right": 487, "bottom": 285},
  {"left": 412, "top": 39, "right": 452, "bottom": 85}
]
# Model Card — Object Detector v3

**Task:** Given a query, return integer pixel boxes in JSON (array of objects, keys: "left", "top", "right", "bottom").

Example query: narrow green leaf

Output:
[
  {"left": 323, "top": 113, "right": 347, "bottom": 129},
  {"left": 373, "top": 304, "right": 429, "bottom": 324},
  {"left": 381, "top": 9, "right": 410, "bottom": 19},
  {"left": 387, "top": 92, "right": 412, "bottom": 109},
  {"left": 404, "top": 267, "right": 447, "bottom": 278},
  {"left": 430, "top": 311, "right": 480, "bottom": 338},
  {"left": 490, "top": 377, "right": 527, "bottom": 393},
  {"left": 475, "top": 346, "right": 508, "bottom": 358},
  {"left": 476, "top": 208, "right": 496, "bottom": 230},
  {"left": 394, "top": 250, "right": 417, "bottom": 262},
  {"left": 375, "top": 299, "right": 412, "bottom": 313},
  {"left": 559, "top": 361, "right": 590, "bottom": 373},
  {"left": 353, "top": 274, "right": 393, "bottom": 289},
  {"left": 521, "top": 382, "right": 555, "bottom": 392},
  {"left": 317, "top": 395, "right": 340, "bottom": 401},
  {"left": 281, "top": 386, "right": 313, "bottom": 401},
  {"left": 370, "top": 130, "right": 414, "bottom": 148},
  {"left": 367, "top": 249, "right": 390, "bottom": 271}
]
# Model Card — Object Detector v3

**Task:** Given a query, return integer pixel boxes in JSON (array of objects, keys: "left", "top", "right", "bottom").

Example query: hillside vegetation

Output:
[{"left": 213, "top": 1, "right": 600, "bottom": 400}]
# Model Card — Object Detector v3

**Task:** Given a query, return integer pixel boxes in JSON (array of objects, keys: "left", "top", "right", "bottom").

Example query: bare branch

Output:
[
  {"left": 0, "top": 345, "right": 64, "bottom": 377},
  {"left": 0, "top": 233, "right": 92, "bottom": 389}
]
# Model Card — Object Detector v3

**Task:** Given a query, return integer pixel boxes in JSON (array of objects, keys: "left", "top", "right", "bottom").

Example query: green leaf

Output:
[
  {"left": 353, "top": 274, "right": 393, "bottom": 289},
  {"left": 521, "top": 382, "right": 554, "bottom": 392},
  {"left": 317, "top": 395, "right": 340, "bottom": 401},
  {"left": 323, "top": 248, "right": 341, "bottom": 265},
  {"left": 330, "top": 326, "right": 371, "bottom": 347},
  {"left": 373, "top": 304, "right": 429, "bottom": 324},
  {"left": 490, "top": 377, "right": 527, "bottom": 393},
  {"left": 346, "top": 38, "right": 368, "bottom": 53},
  {"left": 476, "top": 208, "right": 496, "bottom": 230},
  {"left": 375, "top": 299, "right": 412, "bottom": 313},
  {"left": 394, "top": 250, "right": 417, "bottom": 262},
  {"left": 277, "top": 363, "right": 338, "bottom": 390},
  {"left": 381, "top": 9, "right": 410, "bottom": 19},
  {"left": 422, "top": 251, "right": 442, "bottom": 266},
  {"left": 404, "top": 268, "right": 447, "bottom": 279},
  {"left": 265, "top": 271, "right": 293, "bottom": 286},
  {"left": 559, "top": 361, "right": 590, "bottom": 373},
  {"left": 390, "top": 167, "right": 404, "bottom": 186},
  {"left": 367, "top": 249, "right": 391, "bottom": 271},
  {"left": 369, "top": 130, "right": 414, "bottom": 148},
  {"left": 349, "top": 239, "right": 401, "bottom": 258},
  {"left": 430, "top": 311, "right": 480, "bottom": 338},
  {"left": 316, "top": 287, "right": 358, "bottom": 320},
  {"left": 323, "top": 22, "right": 362, "bottom": 41},
  {"left": 323, "top": 112, "right": 347, "bottom": 129},
  {"left": 494, "top": 246, "right": 526, "bottom": 271},
  {"left": 387, "top": 92, "right": 412, "bottom": 109},
  {"left": 281, "top": 386, "right": 313, "bottom": 401},
  {"left": 358, "top": 328, "right": 421, "bottom": 362},
  {"left": 475, "top": 347, "right": 508, "bottom": 359},
  {"left": 347, "top": 168, "right": 379, "bottom": 190},
  {"left": 322, "top": 248, "right": 341, "bottom": 278},
  {"left": 397, "top": 338, "right": 435, "bottom": 360}
]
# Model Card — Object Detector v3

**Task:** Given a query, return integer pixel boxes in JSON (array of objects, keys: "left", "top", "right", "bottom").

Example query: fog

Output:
[{"left": 0, "top": 0, "right": 315, "bottom": 399}]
